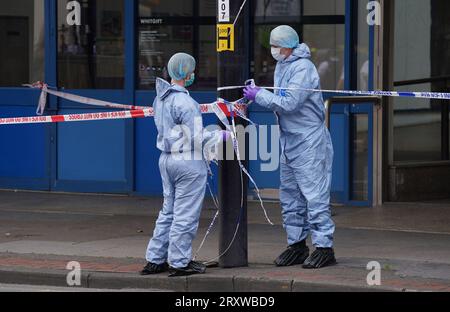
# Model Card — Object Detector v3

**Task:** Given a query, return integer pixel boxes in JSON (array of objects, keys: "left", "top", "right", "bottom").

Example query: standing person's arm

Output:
[
  {"left": 255, "top": 64, "right": 316, "bottom": 114},
  {"left": 171, "top": 95, "right": 225, "bottom": 152}
]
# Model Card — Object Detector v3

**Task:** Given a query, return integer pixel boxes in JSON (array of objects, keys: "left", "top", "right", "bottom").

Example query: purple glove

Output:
[
  {"left": 243, "top": 86, "right": 261, "bottom": 101},
  {"left": 222, "top": 130, "right": 231, "bottom": 142}
]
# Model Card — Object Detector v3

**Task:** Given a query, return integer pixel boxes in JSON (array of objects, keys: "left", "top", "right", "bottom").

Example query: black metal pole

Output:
[{"left": 217, "top": 0, "right": 249, "bottom": 268}]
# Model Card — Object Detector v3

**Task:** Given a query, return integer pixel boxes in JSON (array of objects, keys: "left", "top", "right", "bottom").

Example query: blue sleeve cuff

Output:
[{"left": 255, "top": 89, "right": 274, "bottom": 109}]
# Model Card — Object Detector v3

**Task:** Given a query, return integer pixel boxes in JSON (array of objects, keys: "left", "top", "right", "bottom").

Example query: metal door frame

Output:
[{"left": 327, "top": 96, "right": 379, "bottom": 206}]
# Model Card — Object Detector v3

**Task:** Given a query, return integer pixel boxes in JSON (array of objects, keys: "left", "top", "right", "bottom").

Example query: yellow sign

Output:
[{"left": 217, "top": 24, "right": 234, "bottom": 52}]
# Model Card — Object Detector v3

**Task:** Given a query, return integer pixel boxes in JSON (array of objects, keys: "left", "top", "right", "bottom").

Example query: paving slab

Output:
[{"left": 0, "top": 190, "right": 450, "bottom": 292}]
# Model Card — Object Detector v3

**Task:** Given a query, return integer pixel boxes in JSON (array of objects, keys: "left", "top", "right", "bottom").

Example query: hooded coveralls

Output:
[
  {"left": 255, "top": 43, "right": 335, "bottom": 248},
  {"left": 145, "top": 78, "right": 221, "bottom": 268}
]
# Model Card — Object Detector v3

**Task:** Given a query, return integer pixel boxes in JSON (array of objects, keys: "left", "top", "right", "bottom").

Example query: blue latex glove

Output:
[{"left": 243, "top": 86, "right": 261, "bottom": 101}]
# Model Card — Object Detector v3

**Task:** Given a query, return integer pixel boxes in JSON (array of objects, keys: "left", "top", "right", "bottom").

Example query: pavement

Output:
[
  {"left": 0, "top": 190, "right": 450, "bottom": 292},
  {"left": 0, "top": 283, "right": 164, "bottom": 292}
]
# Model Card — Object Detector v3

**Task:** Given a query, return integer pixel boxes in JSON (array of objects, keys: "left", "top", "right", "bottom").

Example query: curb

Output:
[
  {"left": 0, "top": 267, "right": 397, "bottom": 292},
  {"left": 0, "top": 267, "right": 90, "bottom": 288}
]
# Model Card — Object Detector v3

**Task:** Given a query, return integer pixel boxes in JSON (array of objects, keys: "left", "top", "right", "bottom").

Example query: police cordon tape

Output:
[
  {"left": 0, "top": 82, "right": 246, "bottom": 126},
  {"left": 25, "top": 82, "right": 247, "bottom": 116},
  {"left": 218, "top": 80, "right": 450, "bottom": 100},
  {"left": 0, "top": 109, "right": 154, "bottom": 126},
  {"left": 0, "top": 104, "right": 246, "bottom": 126},
  {"left": 10, "top": 79, "right": 447, "bottom": 128}
]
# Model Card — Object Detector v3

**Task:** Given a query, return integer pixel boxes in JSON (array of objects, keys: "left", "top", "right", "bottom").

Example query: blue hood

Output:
[
  {"left": 283, "top": 43, "right": 311, "bottom": 63},
  {"left": 155, "top": 77, "right": 188, "bottom": 101}
]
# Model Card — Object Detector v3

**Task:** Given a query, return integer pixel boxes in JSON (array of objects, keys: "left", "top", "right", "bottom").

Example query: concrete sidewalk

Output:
[{"left": 0, "top": 190, "right": 450, "bottom": 292}]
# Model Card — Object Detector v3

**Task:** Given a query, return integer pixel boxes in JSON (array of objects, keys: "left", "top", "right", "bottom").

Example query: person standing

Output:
[
  {"left": 141, "top": 53, "right": 227, "bottom": 277},
  {"left": 244, "top": 26, "right": 336, "bottom": 269}
]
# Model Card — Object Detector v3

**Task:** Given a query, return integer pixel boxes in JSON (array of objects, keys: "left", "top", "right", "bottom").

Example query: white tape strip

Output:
[
  {"left": 218, "top": 84, "right": 450, "bottom": 100},
  {"left": 36, "top": 84, "right": 48, "bottom": 115},
  {"left": 24, "top": 82, "right": 246, "bottom": 116},
  {"left": 213, "top": 102, "right": 274, "bottom": 226}
]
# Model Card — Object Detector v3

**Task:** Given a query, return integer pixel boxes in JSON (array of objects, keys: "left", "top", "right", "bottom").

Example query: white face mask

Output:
[{"left": 271, "top": 47, "right": 285, "bottom": 62}]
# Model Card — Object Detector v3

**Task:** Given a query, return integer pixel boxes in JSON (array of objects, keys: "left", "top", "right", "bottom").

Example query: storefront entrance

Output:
[{"left": 0, "top": 0, "right": 376, "bottom": 207}]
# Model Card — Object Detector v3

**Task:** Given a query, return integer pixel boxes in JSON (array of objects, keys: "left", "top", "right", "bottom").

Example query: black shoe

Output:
[
  {"left": 302, "top": 248, "right": 337, "bottom": 269},
  {"left": 274, "top": 240, "right": 310, "bottom": 267},
  {"left": 140, "top": 262, "right": 169, "bottom": 275},
  {"left": 168, "top": 261, "right": 207, "bottom": 277}
]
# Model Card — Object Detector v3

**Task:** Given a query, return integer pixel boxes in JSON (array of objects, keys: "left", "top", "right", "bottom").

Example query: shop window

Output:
[
  {"left": 303, "top": 25, "right": 345, "bottom": 91},
  {"left": 303, "top": 0, "right": 345, "bottom": 15},
  {"left": 252, "top": 0, "right": 345, "bottom": 90},
  {"left": 138, "top": 0, "right": 216, "bottom": 90},
  {"left": 57, "top": 0, "right": 125, "bottom": 89},
  {"left": 393, "top": 88, "right": 442, "bottom": 162},
  {"left": 392, "top": 0, "right": 450, "bottom": 162},
  {"left": 0, "top": 0, "right": 45, "bottom": 87},
  {"left": 357, "top": 0, "right": 370, "bottom": 91}
]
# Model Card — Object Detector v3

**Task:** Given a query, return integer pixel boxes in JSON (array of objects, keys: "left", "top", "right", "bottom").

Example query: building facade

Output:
[{"left": 0, "top": 0, "right": 449, "bottom": 207}]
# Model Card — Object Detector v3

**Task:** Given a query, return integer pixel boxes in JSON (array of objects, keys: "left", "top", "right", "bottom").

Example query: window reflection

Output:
[
  {"left": 253, "top": 23, "right": 345, "bottom": 90},
  {"left": 198, "top": 0, "right": 216, "bottom": 16},
  {"left": 57, "top": 0, "right": 125, "bottom": 89},
  {"left": 0, "top": 0, "right": 45, "bottom": 87},
  {"left": 393, "top": 84, "right": 442, "bottom": 162},
  {"left": 303, "top": 0, "right": 345, "bottom": 15},
  {"left": 393, "top": 0, "right": 450, "bottom": 162},
  {"left": 253, "top": 24, "right": 277, "bottom": 86},
  {"left": 254, "top": 0, "right": 301, "bottom": 22},
  {"left": 138, "top": 0, "right": 216, "bottom": 90},
  {"left": 357, "top": 0, "right": 370, "bottom": 91},
  {"left": 351, "top": 114, "right": 369, "bottom": 201},
  {"left": 138, "top": 21, "right": 193, "bottom": 87},
  {"left": 304, "top": 25, "right": 345, "bottom": 90},
  {"left": 139, "top": 0, "right": 192, "bottom": 16}
]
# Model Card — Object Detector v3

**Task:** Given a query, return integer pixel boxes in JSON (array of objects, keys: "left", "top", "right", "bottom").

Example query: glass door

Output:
[
  {"left": 328, "top": 98, "right": 375, "bottom": 206},
  {"left": 0, "top": 0, "right": 50, "bottom": 191},
  {"left": 248, "top": 0, "right": 346, "bottom": 199},
  {"left": 329, "top": 0, "right": 375, "bottom": 206},
  {"left": 134, "top": 0, "right": 219, "bottom": 195},
  {"left": 51, "top": 0, "right": 133, "bottom": 193}
]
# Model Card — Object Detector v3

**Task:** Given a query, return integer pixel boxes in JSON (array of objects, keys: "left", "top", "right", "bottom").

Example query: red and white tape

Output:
[
  {"left": 0, "top": 108, "right": 154, "bottom": 126},
  {"left": 0, "top": 82, "right": 247, "bottom": 126}
]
